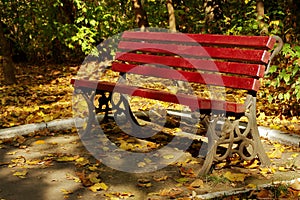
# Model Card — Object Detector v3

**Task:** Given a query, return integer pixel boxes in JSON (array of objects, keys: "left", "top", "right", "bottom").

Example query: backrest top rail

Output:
[{"left": 122, "top": 31, "right": 277, "bottom": 50}]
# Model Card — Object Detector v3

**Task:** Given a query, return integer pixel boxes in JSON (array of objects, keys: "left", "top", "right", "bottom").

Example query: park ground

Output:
[{"left": 0, "top": 64, "right": 300, "bottom": 199}]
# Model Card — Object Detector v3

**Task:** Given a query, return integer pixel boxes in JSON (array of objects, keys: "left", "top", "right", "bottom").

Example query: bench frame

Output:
[{"left": 72, "top": 31, "right": 283, "bottom": 175}]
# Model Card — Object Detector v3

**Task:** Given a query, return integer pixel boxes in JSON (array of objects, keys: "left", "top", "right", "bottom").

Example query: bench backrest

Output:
[{"left": 112, "top": 31, "right": 277, "bottom": 93}]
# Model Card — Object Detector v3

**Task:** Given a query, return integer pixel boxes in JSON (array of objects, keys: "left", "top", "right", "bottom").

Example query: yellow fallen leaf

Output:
[
  {"left": 291, "top": 153, "right": 299, "bottom": 158},
  {"left": 223, "top": 171, "right": 247, "bottom": 182},
  {"left": 75, "top": 157, "right": 89, "bottom": 166},
  {"left": 153, "top": 175, "right": 168, "bottom": 182},
  {"left": 26, "top": 159, "right": 41, "bottom": 165},
  {"left": 88, "top": 165, "right": 98, "bottom": 171},
  {"left": 175, "top": 177, "right": 190, "bottom": 183},
  {"left": 61, "top": 189, "right": 73, "bottom": 195},
  {"left": 190, "top": 179, "right": 204, "bottom": 188},
  {"left": 244, "top": 159, "right": 260, "bottom": 169},
  {"left": 137, "top": 162, "right": 146, "bottom": 168},
  {"left": 137, "top": 182, "right": 152, "bottom": 188},
  {"left": 89, "top": 182, "right": 109, "bottom": 192},
  {"left": 278, "top": 166, "right": 286, "bottom": 171},
  {"left": 163, "top": 154, "right": 174, "bottom": 159},
  {"left": 88, "top": 172, "right": 101, "bottom": 184},
  {"left": 268, "top": 148, "right": 282, "bottom": 159},
  {"left": 7, "top": 151, "right": 17, "bottom": 155},
  {"left": 246, "top": 183, "right": 257, "bottom": 189},
  {"left": 13, "top": 170, "right": 27, "bottom": 178},
  {"left": 215, "top": 162, "right": 227, "bottom": 169},
  {"left": 56, "top": 156, "right": 77, "bottom": 162},
  {"left": 260, "top": 167, "right": 276, "bottom": 177},
  {"left": 33, "top": 140, "right": 46, "bottom": 145}
]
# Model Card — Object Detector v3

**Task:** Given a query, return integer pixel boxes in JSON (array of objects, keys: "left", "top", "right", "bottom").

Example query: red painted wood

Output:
[
  {"left": 118, "top": 41, "right": 271, "bottom": 64},
  {"left": 112, "top": 63, "right": 260, "bottom": 91},
  {"left": 71, "top": 79, "right": 245, "bottom": 113},
  {"left": 122, "top": 31, "right": 277, "bottom": 50},
  {"left": 71, "top": 32, "right": 276, "bottom": 114},
  {"left": 115, "top": 52, "right": 266, "bottom": 78}
]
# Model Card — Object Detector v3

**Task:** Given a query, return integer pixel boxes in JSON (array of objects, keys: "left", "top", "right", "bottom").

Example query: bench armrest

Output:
[{"left": 265, "top": 35, "right": 284, "bottom": 75}]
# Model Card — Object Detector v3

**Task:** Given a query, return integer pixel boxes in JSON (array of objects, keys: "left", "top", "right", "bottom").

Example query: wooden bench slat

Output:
[
  {"left": 118, "top": 41, "right": 271, "bottom": 64},
  {"left": 112, "top": 63, "right": 260, "bottom": 91},
  {"left": 122, "top": 31, "right": 276, "bottom": 49},
  {"left": 72, "top": 79, "right": 245, "bottom": 113},
  {"left": 115, "top": 52, "right": 266, "bottom": 78}
]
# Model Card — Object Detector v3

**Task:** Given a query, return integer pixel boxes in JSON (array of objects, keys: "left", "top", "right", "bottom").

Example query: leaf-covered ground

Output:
[
  {"left": 0, "top": 129, "right": 299, "bottom": 199},
  {"left": 0, "top": 64, "right": 77, "bottom": 128},
  {"left": 0, "top": 64, "right": 300, "bottom": 199},
  {"left": 1, "top": 64, "right": 300, "bottom": 136}
]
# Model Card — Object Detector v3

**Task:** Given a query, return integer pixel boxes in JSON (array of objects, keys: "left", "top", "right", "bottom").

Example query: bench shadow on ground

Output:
[{"left": 0, "top": 126, "right": 299, "bottom": 200}]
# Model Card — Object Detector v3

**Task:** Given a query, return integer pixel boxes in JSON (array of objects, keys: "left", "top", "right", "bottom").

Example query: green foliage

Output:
[
  {"left": 1, "top": 0, "right": 300, "bottom": 115},
  {"left": 264, "top": 44, "right": 300, "bottom": 105},
  {"left": 0, "top": 0, "right": 134, "bottom": 62}
]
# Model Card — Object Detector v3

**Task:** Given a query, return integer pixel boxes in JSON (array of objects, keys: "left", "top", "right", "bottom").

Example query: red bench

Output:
[{"left": 71, "top": 31, "right": 282, "bottom": 175}]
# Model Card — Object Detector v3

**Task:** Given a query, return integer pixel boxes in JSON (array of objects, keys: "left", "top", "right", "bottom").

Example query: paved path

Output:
[{"left": 0, "top": 130, "right": 299, "bottom": 200}]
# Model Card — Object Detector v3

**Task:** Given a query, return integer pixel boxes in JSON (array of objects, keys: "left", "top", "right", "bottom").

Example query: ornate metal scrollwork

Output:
[{"left": 198, "top": 95, "right": 271, "bottom": 175}]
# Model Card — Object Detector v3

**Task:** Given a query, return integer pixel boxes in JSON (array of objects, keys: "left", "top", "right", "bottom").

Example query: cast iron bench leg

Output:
[{"left": 198, "top": 95, "right": 271, "bottom": 175}]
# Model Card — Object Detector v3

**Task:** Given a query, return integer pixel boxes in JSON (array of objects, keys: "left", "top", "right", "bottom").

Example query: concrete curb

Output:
[
  {"left": 194, "top": 178, "right": 300, "bottom": 199},
  {"left": 0, "top": 118, "right": 76, "bottom": 139},
  {"left": 0, "top": 117, "right": 300, "bottom": 147},
  {"left": 258, "top": 126, "right": 300, "bottom": 147}
]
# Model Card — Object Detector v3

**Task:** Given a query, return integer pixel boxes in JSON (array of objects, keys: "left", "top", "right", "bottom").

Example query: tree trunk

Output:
[
  {"left": 203, "top": 0, "right": 223, "bottom": 33},
  {"left": 166, "top": 0, "right": 176, "bottom": 32},
  {"left": 0, "top": 21, "right": 16, "bottom": 85},
  {"left": 256, "top": 0, "right": 268, "bottom": 34},
  {"left": 132, "top": 0, "right": 149, "bottom": 31}
]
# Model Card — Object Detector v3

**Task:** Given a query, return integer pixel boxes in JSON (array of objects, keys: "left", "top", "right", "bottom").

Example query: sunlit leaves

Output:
[
  {"left": 13, "top": 170, "right": 28, "bottom": 178},
  {"left": 0, "top": 65, "right": 74, "bottom": 128},
  {"left": 89, "top": 182, "right": 109, "bottom": 192},
  {"left": 223, "top": 171, "right": 248, "bottom": 182}
]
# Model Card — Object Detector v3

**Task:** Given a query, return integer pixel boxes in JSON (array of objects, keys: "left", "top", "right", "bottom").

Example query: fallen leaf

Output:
[
  {"left": 175, "top": 177, "right": 190, "bottom": 183},
  {"left": 153, "top": 175, "right": 168, "bottom": 182},
  {"left": 244, "top": 159, "right": 260, "bottom": 169},
  {"left": 88, "top": 165, "right": 98, "bottom": 171},
  {"left": 61, "top": 189, "right": 73, "bottom": 195},
  {"left": 268, "top": 148, "right": 282, "bottom": 159},
  {"left": 105, "top": 192, "right": 134, "bottom": 199},
  {"left": 137, "top": 182, "right": 152, "bottom": 188},
  {"left": 163, "top": 154, "right": 175, "bottom": 159},
  {"left": 7, "top": 151, "right": 17, "bottom": 155},
  {"left": 137, "top": 179, "right": 152, "bottom": 188},
  {"left": 215, "top": 162, "right": 227, "bottom": 169},
  {"left": 291, "top": 153, "right": 298, "bottom": 158},
  {"left": 56, "top": 155, "right": 77, "bottom": 162},
  {"left": 256, "top": 189, "right": 273, "bottom": 199},
  {"left": 190, "top": 179, "right": 204, "bottom": 188},
  {"left": 159, "top": 188, "right": 183, "bottom": 198},
  {"left": 76, "top": 171, "right": 93, "bottom": 187},
  {"left": 223, "top": 171, "right": 247, "bottom": 182},
  {"left": 278, "top": 166, "right": 287, "bottom": 171},
  {"left": 137, "top": 162, "right": 146, "bottom": 168},
  {"left": 75, "top": 157, "right": 89, "bottom": 166},
  {"left": 246, "top": 183, "right": 257, "bottom": 189},
  {"left": 26, "top": 159, "right": 42, "bottom": 165},
  {"left": 88, "top": 172, "right": 101, "bottom": 184},
  {"left": 179, "top": 167, "right": 196, "bottom": 177},
  {"left": 66, "top": 173, "right": 81, "bottom": 183},
  {"left": 13, "top": 170, "right": 28, "bottom": 178},
  {"left": 89, "top": 182, "right": 109, "bottom": 192},
  {"left": 259, "top": 167, "right": 276, "bottom": 177},
  {"left": 33, "top": 140, "right": 46, "bottom": 145}
]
